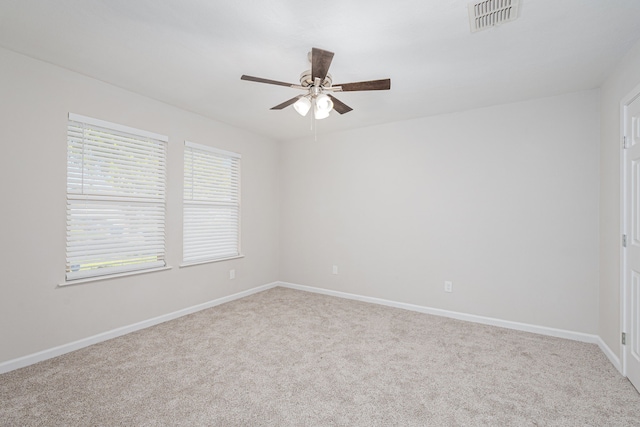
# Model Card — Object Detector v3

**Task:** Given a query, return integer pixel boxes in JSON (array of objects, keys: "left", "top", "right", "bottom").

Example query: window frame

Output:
[
  {"left": 181, "top": 140, "right": 242, "bottom": 267},
  {"left": 64, "top": 113, "right": 168, "bottom": 283}
]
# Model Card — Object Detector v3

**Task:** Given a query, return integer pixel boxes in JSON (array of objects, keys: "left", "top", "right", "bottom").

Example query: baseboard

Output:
[
  {"left": 0, "top": 281, "right": 279, "bottom": 374},
  {"left": 1, "top": 281, "right": 617, "bottom": 376},
  {"left": 597, "top": 336, "right": 622, "bottom": 374},
  {"left": 277, "top": 281, "right": 600, "bottom": 344}
]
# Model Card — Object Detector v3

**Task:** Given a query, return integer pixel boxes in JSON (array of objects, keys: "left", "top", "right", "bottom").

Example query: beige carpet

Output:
[{"left": 1, "top": 287, "right": 639, "bottom": 426}]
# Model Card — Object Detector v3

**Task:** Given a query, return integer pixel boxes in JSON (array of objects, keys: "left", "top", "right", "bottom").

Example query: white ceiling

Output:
[{"left": 1, "top": 0, "right": 639, "bottom": 141}]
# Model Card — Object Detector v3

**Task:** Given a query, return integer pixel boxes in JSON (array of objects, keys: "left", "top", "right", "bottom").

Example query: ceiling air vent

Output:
[{"left": 468, "top": 0, "right": 520, "bottom": 32}]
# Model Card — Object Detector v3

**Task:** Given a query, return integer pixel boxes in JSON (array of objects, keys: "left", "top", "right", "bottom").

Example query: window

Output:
[
  {"left": 183, "top": 141, "right": 241, "bottom": 265},
  {"left": 66, "top": 113, "right": 167, "bottom": 281}
]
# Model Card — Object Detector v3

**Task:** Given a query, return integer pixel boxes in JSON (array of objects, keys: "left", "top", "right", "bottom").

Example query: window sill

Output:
[
  {"left": 58, "top": 266, "right": 173, "bottom": 287},
  {"left": 179, "top": 255, "right": 245, "bottom": 268}
]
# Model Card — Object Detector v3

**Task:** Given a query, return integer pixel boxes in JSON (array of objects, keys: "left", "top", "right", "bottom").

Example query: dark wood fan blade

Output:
[
  {"left": 241, "top": 75, "right": 296, "bottom": 87},
  {"left": 327, "top": 95, "right": 353, "bottom": 114},
  {"left": 270, "top": 96, "right": 302, "bottom": 110},
  {"left": 335, "top": 78, "right": 391, "bottom": 91},
  {"left": 311, "top": 48, "right": 334, "bottom": 81}
]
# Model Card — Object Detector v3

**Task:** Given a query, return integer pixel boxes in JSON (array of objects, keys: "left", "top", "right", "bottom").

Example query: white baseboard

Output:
[
  {"left": 277, "top": 281, "right": 600, "bottom": 344},
  {"left": 597, "top": 336, "right": 622, "bottom": 374},
  {"left": 0, "top": 282, "right": 279, "bottom": 374},
  {"left": 1, "top": 281, "right": 620, "bottom": 376}
]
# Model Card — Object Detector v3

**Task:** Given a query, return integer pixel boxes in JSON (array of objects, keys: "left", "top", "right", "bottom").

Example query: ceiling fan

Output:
[{"left": 241, "top": 48, "right": 391, "bottom": 120}]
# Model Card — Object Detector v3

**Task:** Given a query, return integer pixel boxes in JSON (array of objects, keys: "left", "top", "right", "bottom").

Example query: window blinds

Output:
[
  {"left": 66, "top": 113, "right": 167, "bottom": 281},
  {"left": 183, "top": 141, "right": 241, "bottom": 264}
]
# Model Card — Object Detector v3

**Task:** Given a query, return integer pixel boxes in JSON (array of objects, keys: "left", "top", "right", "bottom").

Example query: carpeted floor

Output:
[{"left": 1, "top": 287, "right": 639, "bottom": 426}]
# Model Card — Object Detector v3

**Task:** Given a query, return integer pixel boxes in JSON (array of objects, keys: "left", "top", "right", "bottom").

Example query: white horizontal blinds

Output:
[
  {"left": 183, "top": 141, "right": 241, "bottom": 264},
  {"left": 66, "top": 114, "right": 167, "bottom": 281}
]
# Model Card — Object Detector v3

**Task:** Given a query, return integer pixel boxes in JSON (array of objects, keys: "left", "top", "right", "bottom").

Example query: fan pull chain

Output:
[{"left": 314, "top": 114, "right": 318, "bottom": 142}]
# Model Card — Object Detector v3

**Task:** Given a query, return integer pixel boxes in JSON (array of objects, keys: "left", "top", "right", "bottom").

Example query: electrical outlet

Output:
[
  {"left": 444, "top": 281, "right": 453, "bottom": 293},
  {"left": 332, "top": 265, "right": 338, "bottom": 275},
  {"left": 229, "top": 269, "right": 235, "bottom": 280}
]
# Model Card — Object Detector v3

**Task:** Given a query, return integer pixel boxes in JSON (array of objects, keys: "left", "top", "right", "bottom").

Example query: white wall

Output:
[
  {"left": 599, "top": 39, "right": 640, "bottom": 358},
  {"left": 0, "top": 48, "right": 280, "bottom": 364},
  {"left": 0, "top": 42, "right": 616, "bottom": 367},
  {"left": 280, "top": 90, "right": 600, "bottom": 334}
]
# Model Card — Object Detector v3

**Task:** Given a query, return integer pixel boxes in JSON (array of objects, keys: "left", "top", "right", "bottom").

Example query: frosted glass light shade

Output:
[
  {"left": 314, "top": 94, "right": 333, "bottom": 120},
  {"left": 293, "top": 96, "right": 311, "bottom": 116},
  {"left": 314, "top": 107, "right": 331, "bottom": 120}
]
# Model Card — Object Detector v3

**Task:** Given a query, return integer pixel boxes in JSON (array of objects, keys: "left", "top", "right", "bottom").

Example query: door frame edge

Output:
[{"left": 619, "top": 83, "right": 640, "bottom": 378}]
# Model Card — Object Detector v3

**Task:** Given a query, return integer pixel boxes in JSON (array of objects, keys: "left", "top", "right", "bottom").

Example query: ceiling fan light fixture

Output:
[
  {"left": 314, "top": 108, "right": 330, "bottom": 120},
  {"left": 314, "top": 94, "right": 333, "bottom": 120},
  {"left": 241, "top": 47, "right": 391, "bottom": 123},
  {"left": 293, "top": 96, "right": 311, "bottom": 116}
]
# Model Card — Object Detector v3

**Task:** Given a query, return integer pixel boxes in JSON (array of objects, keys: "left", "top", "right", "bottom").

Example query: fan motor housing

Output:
[{"left": 300, "top": 70, "right": 332, "bottom": 88}]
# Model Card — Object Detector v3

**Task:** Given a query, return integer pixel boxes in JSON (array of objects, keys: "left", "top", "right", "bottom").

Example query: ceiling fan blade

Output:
[
  {"left": 270, "top": 96, "right": 302, "bottom": 110},
  {"left": 311, "top": 48, "right": 334, "bottom": 81},
  {"left": 241, "top": 75, "right": 296, "bottom": 87},
  {"left": 335, "top": 78, "right": 391, "bottom": 92},
  {"left": 327, "top": 95, "right": 353, "bottom": 114}
]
